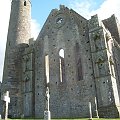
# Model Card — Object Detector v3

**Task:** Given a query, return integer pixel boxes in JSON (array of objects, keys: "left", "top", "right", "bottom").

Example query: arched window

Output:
[
  {"left": 59, "top": 49, "right": 65, "bottom": 82},
  {"left": 59, "top": 49, "right": 64, "bottom": 58}
]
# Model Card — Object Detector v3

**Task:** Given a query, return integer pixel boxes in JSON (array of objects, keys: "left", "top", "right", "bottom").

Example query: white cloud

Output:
[
  {"left": 0, "top": 0, "right": 40, "bottom": 82},
  {"left": 31, "top": 19, "right": 41, "bottom": 39},
  {"left": 69, "top": 0, "right": 92, "bottom": 19},
  {"left": 69, "top": 0, "right": 120, "bottom": 21},
  {"left": 93, "top": 0, "right": 120, "bottom": 21}
]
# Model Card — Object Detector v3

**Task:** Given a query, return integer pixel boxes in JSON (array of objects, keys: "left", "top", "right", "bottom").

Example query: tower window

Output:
[{"left": 24, "top": 1, "right": 27, "bottom": 6}]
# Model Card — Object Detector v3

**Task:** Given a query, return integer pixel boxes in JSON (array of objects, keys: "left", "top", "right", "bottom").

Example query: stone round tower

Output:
[
  {"left": 7, "top": 0, "right": 31, "bottom": 47},
  {"left": 1, "top": 0, "right": 31, "bottom": 118}
]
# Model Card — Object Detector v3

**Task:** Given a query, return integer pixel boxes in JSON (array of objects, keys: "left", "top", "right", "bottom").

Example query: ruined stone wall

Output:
[
  {"left": 102, "top": 15, "right": 120, "bottom": 44},
  {"left": 34, "top": 39, "right": 46, "bottom": 118},
  {"left": 89, "top": 15, "right": 120, "bottom": 118},
  {"left": 2, "top": 1, "right": 120, "bottom": 118},
  {"left": 35, "top": 6, "right": 96, "bottom": 118},
  {"left": 21, "top": 42, "right": 35, "bottom": 117},
  {"left": 112, "top": 40, "right": 120, "bottom": 101}
]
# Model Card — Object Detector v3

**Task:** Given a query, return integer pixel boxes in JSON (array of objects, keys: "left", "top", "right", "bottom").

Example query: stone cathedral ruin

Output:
[{"left": 1, "top": 0, "right": 120, "bottom": 119}]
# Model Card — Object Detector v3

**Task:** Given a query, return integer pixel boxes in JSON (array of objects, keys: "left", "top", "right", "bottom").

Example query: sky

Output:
[{"left": 0, "top": 0, "right": 120, "bottom": 82}]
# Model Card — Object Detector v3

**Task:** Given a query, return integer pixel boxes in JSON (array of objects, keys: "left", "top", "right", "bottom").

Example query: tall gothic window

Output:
[
  {"left": 59, "top": 49, "right": 65, "bottom": 82},
  {"left": 75, "top": 43, "right": 83, "bottom": 81},
  {"left": 45, "top": 55, "right": 49, "bottom": 83}
]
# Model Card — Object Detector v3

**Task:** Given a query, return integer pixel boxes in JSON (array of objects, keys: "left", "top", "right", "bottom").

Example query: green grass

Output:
[{"left": 7, "top": 118, "right": 120, "bottom": 120}]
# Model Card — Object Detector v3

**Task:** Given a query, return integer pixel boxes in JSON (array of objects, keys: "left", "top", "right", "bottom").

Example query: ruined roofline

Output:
[
  {"left": 102, "top": 14, "right": 120, "bottom": 44},
  {"left": 102, "top": 14, "right": 115, "bottom": 21},
  {"left": 36, "top": 5, "right": 88, "bottom": 40},
  {"left": 102, "top": 14, "right": 120, "bottom": 27},
  {"left": 55, "top": 5, "right": 88, "bottom": 20},
  {"left": 36, "top": 5, "right": 119, "bottom": 41}
]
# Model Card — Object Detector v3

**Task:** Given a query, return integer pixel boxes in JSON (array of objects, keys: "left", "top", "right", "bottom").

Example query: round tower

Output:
[
  {"left": 7, "top": 0, "right": 31, "bottom": 47},
  {"left": 1, "top": 0, "right": 31, "bottom": 118}
]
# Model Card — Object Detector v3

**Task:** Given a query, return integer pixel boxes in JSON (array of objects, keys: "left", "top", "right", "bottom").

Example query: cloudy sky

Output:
[{"left": 0, "top": 0, "right": 120, "bottom": 82}]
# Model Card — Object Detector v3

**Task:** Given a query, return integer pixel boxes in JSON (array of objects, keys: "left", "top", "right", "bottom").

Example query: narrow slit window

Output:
[
  {"left": 59, "top": 49, "right": 65, "bottom": 82},
  {"left": 59, "top": 58, "right": 63, "bottom": 82},
  {"left": 45, "top": 55, "right": 49, "bottom": 83},
  {"left": 77, "top": 58, "right": 83, "bottom": 80},
  {"left": 75, "top": 43, "right": 83, "bottom": 81},
  {"left": 24, "top": 1, "right": 27, "bottom": 6}
]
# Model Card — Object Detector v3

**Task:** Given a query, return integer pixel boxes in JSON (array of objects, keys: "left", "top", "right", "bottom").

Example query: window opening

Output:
[
  {"left": 45, "top": 55, "right": 49, "bottom": 83},
  {"left": 59, "top": 49, "right": 65, "bottom": 82},
  {"left": 59, "top": 58, "right": 63, "bottom": 82},
  {"left": 59, "top": 49, "right": 64, "bottom": 58},
  {"left": 24, "top": 1, "right": 27, "bottom": 6},
  {"left": 56, "top": 18, "right": 63, "bottom": 24},
  {"left": 75, "top": 43, "right": 83, "bottom": 81}
]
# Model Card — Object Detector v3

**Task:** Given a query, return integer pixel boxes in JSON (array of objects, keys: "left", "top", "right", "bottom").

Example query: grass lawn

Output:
[{"left": 7, "top": 118, "right": 120, "bottom": 120}]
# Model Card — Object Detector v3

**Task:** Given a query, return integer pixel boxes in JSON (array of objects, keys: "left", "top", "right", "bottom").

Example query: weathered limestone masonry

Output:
[
  {"left": 1, "top": 0, "right": 31, "bottom": 118},
  {"left": 1, "top": 0, "right": 120, "bottom": 119},
  {"left": 35, "top": 5, "right": 96, "bottom": 118},
  {"left": 89, "top": 15, "right": 120, "bottom": 117}
]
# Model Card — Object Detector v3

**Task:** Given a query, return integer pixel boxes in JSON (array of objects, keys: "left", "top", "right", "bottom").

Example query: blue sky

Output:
[
  {"left": 31, "top": 0, "right": 105, "bottom": 27},
  {"left": 31, "top": 0, "right": 69, "bottom": 27},
  {"left": 0, "top": 0, "right": 120, "bottom": 82}
]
